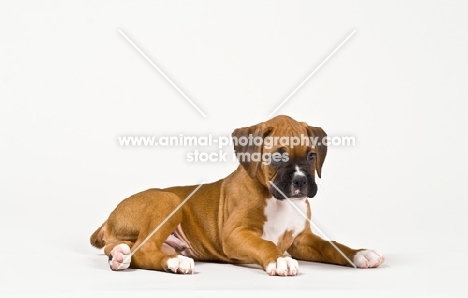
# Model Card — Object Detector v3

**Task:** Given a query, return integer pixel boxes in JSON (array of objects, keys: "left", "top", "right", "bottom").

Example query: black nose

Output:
[{"left": 292, "top": 175, "right": 307, "bottom": 187}]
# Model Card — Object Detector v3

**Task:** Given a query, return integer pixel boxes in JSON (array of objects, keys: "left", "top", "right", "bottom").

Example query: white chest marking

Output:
[{"left": 262, "top": 198, "right": 307, "bottom": 246}]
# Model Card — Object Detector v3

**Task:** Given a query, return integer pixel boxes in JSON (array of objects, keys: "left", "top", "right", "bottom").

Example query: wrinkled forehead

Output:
[
  {"left": 267, "top": 144, "right": 315, "bottom": 158},
  {"left": 262, "top": 132, "right": 317, "bottom": 155}
]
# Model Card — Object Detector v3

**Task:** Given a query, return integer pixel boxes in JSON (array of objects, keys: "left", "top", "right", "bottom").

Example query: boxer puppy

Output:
[{"left": 90, "top": 115, "right": 384, "bottom": 276}]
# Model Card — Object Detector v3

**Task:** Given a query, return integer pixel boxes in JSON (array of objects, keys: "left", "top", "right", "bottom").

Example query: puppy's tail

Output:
[{"left": 90, "top": 221, "right": 107, "bottom": 248}]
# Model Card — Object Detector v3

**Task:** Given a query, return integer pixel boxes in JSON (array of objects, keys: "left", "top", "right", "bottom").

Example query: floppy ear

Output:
[
  {"left": 232, "top": 123, "right": 272, "bottom": 179},
  {"left": 305, "top": 126, "right": 327, "bottom": 178}
]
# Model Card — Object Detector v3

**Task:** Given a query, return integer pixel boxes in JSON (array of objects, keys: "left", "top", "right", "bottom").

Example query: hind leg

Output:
[
  {"left": 104, "top": 240, "right": 195, "bottom": 273},
  {"left": 104, "top": 239, "right": 195, "bottom": 273},
  {"left": 103, "top": 189, "right": 195, "bottom": 274},
  {"left": 128, "top": 199, "right": 195, "bottom": 273}
]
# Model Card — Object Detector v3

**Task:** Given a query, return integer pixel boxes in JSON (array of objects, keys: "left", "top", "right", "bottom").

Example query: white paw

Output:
[
  {"left": 265, "top": 256, "right": 299, "bottom": 276},
  {"left": 354, "top": 249, "right": 384, "bottom": 268},
  {"left": 166, "top": 255, "right": 195, "bottom": 274},
  {"left": 108, "top": 244, "right": 132, "bottom": 270}
]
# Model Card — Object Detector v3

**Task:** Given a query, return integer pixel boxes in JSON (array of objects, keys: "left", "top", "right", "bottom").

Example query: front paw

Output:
[
  {"left": 354, "top": 249, "right": 384, "bottom": 268},
  {"left": 265, "top": 256, "right": 299, "bottom": 276}
]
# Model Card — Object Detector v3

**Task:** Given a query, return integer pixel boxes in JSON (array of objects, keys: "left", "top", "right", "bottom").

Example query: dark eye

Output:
[
  {"left": 307, "top": 152, "right": 316, "bottom": 163},
  {"left": 271, "top": 152, "right": 285, "bottom": 166}
]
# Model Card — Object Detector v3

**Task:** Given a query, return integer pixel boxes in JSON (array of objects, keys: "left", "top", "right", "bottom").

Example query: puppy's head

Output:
[{"left": 232, "top": 115, "right": 327, "bottom": 200}]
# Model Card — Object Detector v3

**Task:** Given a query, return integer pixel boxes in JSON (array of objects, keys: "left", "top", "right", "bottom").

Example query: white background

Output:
[{"left": 1, "top": 0, "right": 467, "bottom": 297}]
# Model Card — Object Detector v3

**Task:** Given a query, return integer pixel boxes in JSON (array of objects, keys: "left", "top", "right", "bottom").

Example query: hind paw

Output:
[
  {"left": 108, "top": 244, "right": 132, "bottom": 270},
  {"left": 166, "top": 255, "right": 195, "bottom": 274}
]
